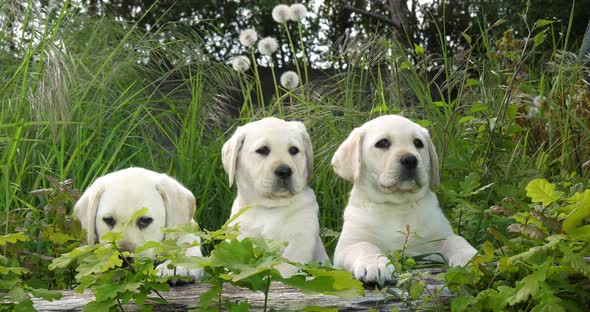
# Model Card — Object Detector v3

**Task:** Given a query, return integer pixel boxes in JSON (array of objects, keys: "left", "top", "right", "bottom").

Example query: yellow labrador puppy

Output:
[
  {"left": 74, "top": 167, "right": 203, "bottom": 281},
  {"left": 222, "top": 117, "right": 329, "bottom": 276},
  {"left": 332, "top": 115, "right": 477, "bottom": 285}
]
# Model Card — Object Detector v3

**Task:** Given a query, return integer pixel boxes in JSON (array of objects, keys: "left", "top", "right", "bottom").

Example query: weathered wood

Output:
[{"left": 32, "top": 269, "right": 452, "bottom": 311}]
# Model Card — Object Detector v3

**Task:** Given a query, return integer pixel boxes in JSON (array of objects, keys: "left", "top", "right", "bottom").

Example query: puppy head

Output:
[
  {"left": 73, "top": 168, "right": 196, "bottom": 255},
  {"left": 332, "top": 115, "right": 439, "bottom": 195},
  {"left": 222, "top": 117, "right": 313, "bottom": 199}
]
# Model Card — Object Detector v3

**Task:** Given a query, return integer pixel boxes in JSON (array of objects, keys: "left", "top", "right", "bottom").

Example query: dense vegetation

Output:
[{"left": 1, "top": 0, "right": 589, "bottom": 311}]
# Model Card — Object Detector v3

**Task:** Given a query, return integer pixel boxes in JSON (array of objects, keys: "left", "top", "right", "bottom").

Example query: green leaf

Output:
[
  {"left": 0, "top": 265, "right": 29, "bottom": 275},
  {"left": 414, "top": 43, "right": 425, "bottom": 55},
  {"left": 283, "top": 267, "right": 364, "bottom": 298},
  {"left": 491, "top": 19, "right": 507, "bottom": 28},
  {"left": 75, "top": 246, "right": 123, "bottom": 278},
  {"left": 533, "top": 19, "right": 554, "bottom": 29},
  {"left": 410, "top": 281, "right": 425, "bottom": 300},
  {"left": 459, "top": 173, "right": 480, "bottom": 196},
  {"left": 526, "top": 179, "right": 560, "bottom": 206},
  {"left": 534, "top": 32, "right": 545, "bottom": 47},
  {"left": 462, "top": 32, "right": 472, "bottom": 44},
  {"left": 465, "top": 79, "right": 480, "bottom": 87},
  {"left": 508, "top": 266, "right": 547, "bottom": 304},
  {"left": 303, "top": 307, "right": 339, "bottom": 312},
  {"left": 0, "top": 232, "right": 28, "bottom": 246},
  {"left": 83, "top": 300, "right": 116, "bottom": 312},
  {"left": 30, "top": 288, "right": 62, "bottom": 301},
  {"left": 49, "top": 245, "right": 96, "bottom": 271},
  {"left": 562, "top": 190, "right": 590, "bottom": 233},
  {"left": 457, "top": 116, "right": 475, "bottom": 126}
]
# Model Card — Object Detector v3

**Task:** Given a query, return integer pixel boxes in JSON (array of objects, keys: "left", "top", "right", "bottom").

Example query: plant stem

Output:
[
  {"left": 283, "top": 23, "right": 303, "bottom": 85},
  {"left": 263, "top": 274, "right": 271, "bottom": 312},
  {"left": 297, "top": 23, "right": 309, "bottom": 85}
]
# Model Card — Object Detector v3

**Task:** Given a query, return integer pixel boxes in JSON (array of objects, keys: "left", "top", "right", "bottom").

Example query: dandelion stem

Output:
[
  {"left": 249, "top": 49, "right": 265, "bottom": 110},
  {"left": 267, "top": 56, "right": 282, "bottom": 115},
  {"left": 283, "top": 23, "right": 303, "bottom": 87},
  {"left": 297, "top": 23, "right": 309, "bottom": 85}
]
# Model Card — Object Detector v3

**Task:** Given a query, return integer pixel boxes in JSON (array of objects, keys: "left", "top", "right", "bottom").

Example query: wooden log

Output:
[{"left": 32, "top": 269, "right": 453, "bottom": 311}]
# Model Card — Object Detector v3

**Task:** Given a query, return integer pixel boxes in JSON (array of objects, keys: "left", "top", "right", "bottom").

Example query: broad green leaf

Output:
[
  {"left": 49, "top": 245, "right": 96, "bottom": 270},
  {"left": 283, "top": 268, "right": 364, "bottom": 298},
  {"left": 303, "top": 307, "right": 339, "bottom": 312},
  {"left": 508, "top": 265, "right": 547, "bottom": 304},
  {"left": 0, "top": 266, "right": 29, "bottom": 275},
  {"left": 459, "top": 173, "right": 480, "bottom": 196},
  {"left": 533, "top": 19, "right": 554, "bottom": 29},
  {"left": 0, "top": 232, "right": 28, "bottom": 246},
  {"left": 534, "top": 32, "right": 545, "bottom": 48},
  {"left": 562, "top": 190, "right": 590, "bottom": 233},
  {"left": 83, "top": 300, "right": 116, "bottom": 312},
  {"left": 462, "top": 32, "right": 472, "bottom": 44},
  {"left": 567, "top": 224, "right": 590, "bottom": 241},
  {"left": 410, "top": 281, "right": 425, "bottom": 300},
  {"left": 458, "top": 116, "right": 475, "bottom": 126},
  {"left": 414, "top": 43, "right": 425, "bottom": 55},
  {"left": 30, "top": 288, "right": 62, "bottom": 301},
  {"left": 400, "top": 61, "right": 412, "bottom": 69},
  {"left": 224, "top": 300, "right": 250, "bottom": 312},
  {"left": 526, "top": 179, "right": 559, "bottom": 206},
  {"left": 75, "top": 246, "right": 122, "bottom": 278},
  {"left": 491, "top": 19, "right": 507, "bottom": 28},
  {"left": 465, "top": 79, "right": 480, "bottom": 87}
]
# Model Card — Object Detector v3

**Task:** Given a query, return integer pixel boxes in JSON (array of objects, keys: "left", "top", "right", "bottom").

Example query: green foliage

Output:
[
  {"left": 0, "top": 233, "right": 62, "bottom": 311},
  {"left": 440, "top": 179, "right": 590, "bottom": 311},
  {"left": 1, "top": 1, "right": 589, "bottom": 311}
]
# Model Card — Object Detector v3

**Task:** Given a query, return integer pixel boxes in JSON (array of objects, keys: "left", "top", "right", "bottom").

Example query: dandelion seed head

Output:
[
  {"left": 229, "top": 55, "right": 250, "bottom": 72},
  {"left": 290, "top": 4, "right": 308, "bottom": 21},
  {"left": 258, "top": 37, "right": 279, "bottom": 55},
  {"left": 239, "top": 29, "right": 258, "bottom": 47},
  {"left": 280, "top": 71, "right": 300, "bottom": 90},
  {"left": 272, "top": 4, "right": 291, "bottom": 23},
  {"left": 533, "top": 95, "right": 545, "bottom": 107}
]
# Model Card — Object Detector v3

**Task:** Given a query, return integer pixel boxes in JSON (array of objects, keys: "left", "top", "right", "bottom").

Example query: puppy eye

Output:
[
  {"left": 256, "top": 146, "right": 270, "bottom": 156},
  {"left": 414, "top": 139, "right": 424, "bottom": 148},
  {"left": 374, "top": 138, "right": 390, "bottom": 149},
  {"left": 289, "top": 146, "right": 299, "bottom": 155},
  {"left": 103, "top": 217, "right": 116, "bottom": 227},
  {"left": 136, "top": 217, "right": 153, "bottom": 229}
]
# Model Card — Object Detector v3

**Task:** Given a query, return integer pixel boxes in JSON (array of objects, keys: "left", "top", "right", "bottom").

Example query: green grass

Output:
[{"left": 1, "top": 1, "right": 589, "bottom": 292}]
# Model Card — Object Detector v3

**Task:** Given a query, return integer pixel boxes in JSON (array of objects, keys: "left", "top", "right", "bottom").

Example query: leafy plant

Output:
[
  {"left": 440, "top": 179, "right": 590, "bottom": 311},
  {"left": 1, "top": 233, "right": 62, "bottom": 311}
]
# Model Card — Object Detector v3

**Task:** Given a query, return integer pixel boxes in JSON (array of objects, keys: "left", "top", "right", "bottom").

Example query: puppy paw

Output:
[
  {"left": 447, "top": 248, "right": 477, "bottom": 267},
  {"left": 156, "top": 260, "right": 203, "bottom": 285},
  {"left": 275, "top": 263, "right": 299, "bottom": 278},
  {"left": 352, "top": 255, "right": 393, "bottom": 286}
]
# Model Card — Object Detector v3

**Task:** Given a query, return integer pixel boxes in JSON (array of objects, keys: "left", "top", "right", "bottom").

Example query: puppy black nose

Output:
[
  {"left": 274, "top": 165, "right": 293, "bottom": 178},
  {"left": 400, "top": 154, "right": 418, "bottom": 169}
]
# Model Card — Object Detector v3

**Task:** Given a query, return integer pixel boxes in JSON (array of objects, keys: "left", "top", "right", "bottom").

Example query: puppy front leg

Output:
[
  {"left": 441, "top": 234, "right": 477, "bottom": 267},
  {"left": 335, "top": 241, "right": 393, "bottom": 286},
  {"left": 156, "top": 232, "right": 204, "bottom": 283},
  {"left": 276, "top": 232, "right": 317, "bottom": 277}
]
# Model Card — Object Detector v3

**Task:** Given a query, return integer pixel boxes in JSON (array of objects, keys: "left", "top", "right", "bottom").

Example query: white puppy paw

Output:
[
  {"left": 275, "top": 263, "right": 300, "bottom": 278},
  {"left": 447, "top": 248, "right": 477, "bottom": 267},
  {"left": 156, "top": 260, "right": 203, "bottom": 285},
  {"left": 352, "top": 255, "right": 393, "bottom": 286}
]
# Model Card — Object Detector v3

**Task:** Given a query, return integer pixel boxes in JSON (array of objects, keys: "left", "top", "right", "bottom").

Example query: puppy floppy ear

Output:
[
  {"left": 73, "top": 182, "right": 104, "bottom": 246},
  {"left": 221, "top": 126, "right": 246, "bottom": 187},
  {"left": 155, "top": 175, "right": 196, "bottom": 229},
  {"left": 424, "top": 130, "right": 440, "bottom": 188},
  {"left": 291, "top": 121, "right": 314, "bottom": 182},
  {"left": 331, "top": 127, "right": 364, "bottom": 182}
]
